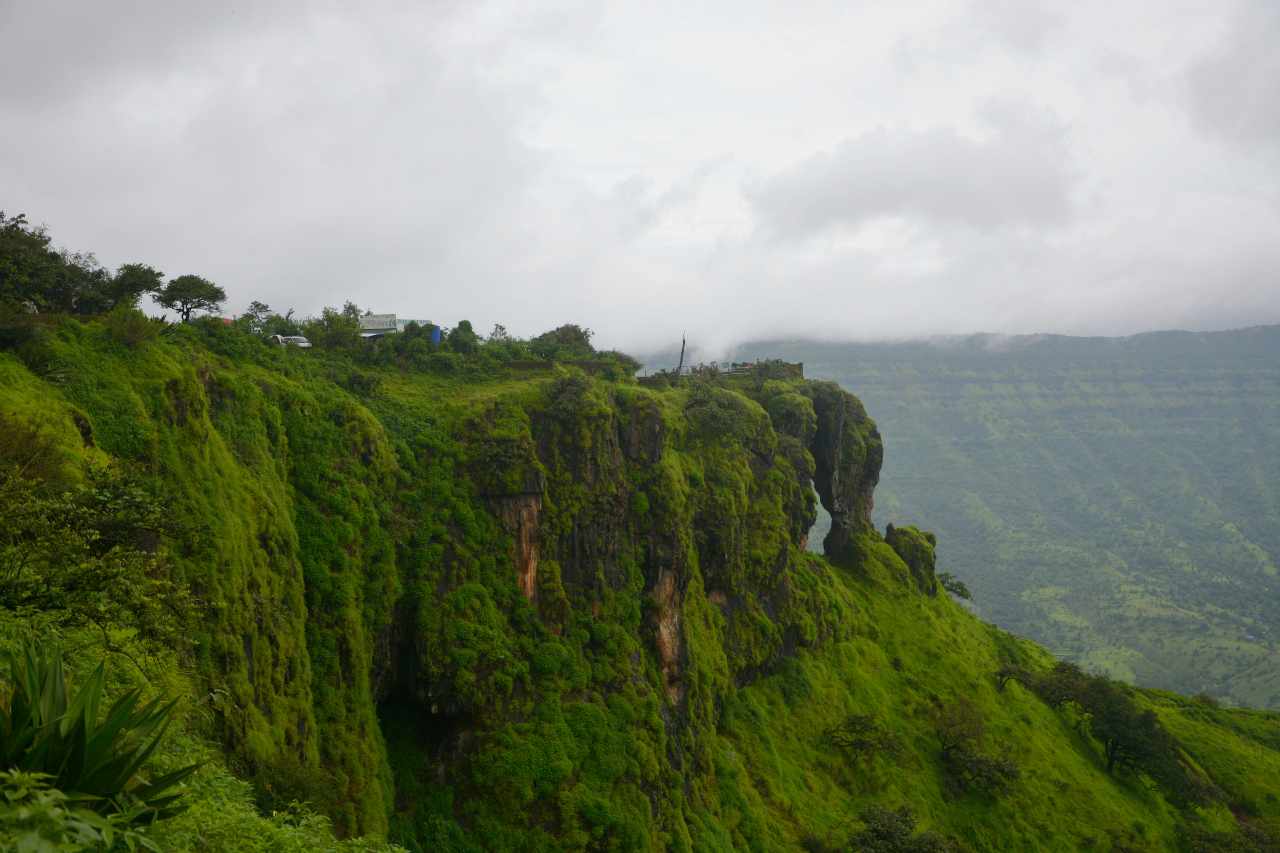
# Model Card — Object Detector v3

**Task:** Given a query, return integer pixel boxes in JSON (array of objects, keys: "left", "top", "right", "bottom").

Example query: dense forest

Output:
[
  {"left": 726, "top": 333, "right": 1280, "bottom": 710},
  {"left": 2, "top": 215, "right": 1280, "bottom": 851}
]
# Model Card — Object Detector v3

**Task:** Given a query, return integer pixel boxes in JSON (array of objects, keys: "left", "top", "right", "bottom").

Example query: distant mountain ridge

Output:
[{"left": 683, "top": 324, "right": 1280, "bottom": 708}]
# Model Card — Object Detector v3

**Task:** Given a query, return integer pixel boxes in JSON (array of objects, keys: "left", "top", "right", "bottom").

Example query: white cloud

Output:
[
  {"left": 1, "top": 0, "right": 1278, "bottom": 352},
  {"left": 746, "top": 101, "right": 1075, "bottom": 239}
]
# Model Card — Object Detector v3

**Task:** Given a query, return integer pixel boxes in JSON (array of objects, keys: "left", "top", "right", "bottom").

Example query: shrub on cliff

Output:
[
  {"left": 845, "top": 805, "right": 960, "bottom": 852},
  {"left": 934, "top": 698, "right": 1019, "bottom": 797},
  {"left": 826, "top": 713, "right": 902, "bottom": 763}
]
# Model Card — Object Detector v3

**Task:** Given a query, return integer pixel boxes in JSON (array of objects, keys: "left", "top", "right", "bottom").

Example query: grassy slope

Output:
[
  {"left": 2, "top": 320, "right": 1279, "bottom": 851},
  {"left": 728, "top": 331, "right": 1280, "bottom": 709},
  {"left": 715, "top": 540, "right": 1280, "bottom": 850}
]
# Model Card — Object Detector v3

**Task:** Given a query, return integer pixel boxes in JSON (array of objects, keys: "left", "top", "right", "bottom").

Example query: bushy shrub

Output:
[
  {"left": 103, "top": 305, "right": 162, "bottom": 348},
  {"left": 934, "top": 698, "right": 1019, "bottom": 797},
  {"left": 529, "top": 324, "right": 594, "bottom": 360},
  {"left": 0, "top": 641, "right": 200, "bottom": 827},
  {"left": 826, "top": 713, "right": 902, "bottom": 763},
  {"left": 847, "top": 805, "right": 960, "bottom": 852},
  {"left": 940, "top": 744, "right": 1020, "bottom": 797},
  {"left": 936, "top": 572, "right": 971, "bottom": 601},
  {"left": 303, "top": 304, "right": 363, "bottom": 350},
  {"left": 0, "top": 769, "right": 133, "bottom": 852},
  {"left": 0, "top": 461, "right": 192, "bottom": 650}
]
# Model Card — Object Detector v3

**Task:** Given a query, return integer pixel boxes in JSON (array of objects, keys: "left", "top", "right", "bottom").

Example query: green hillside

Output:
[
  {"left": 727, "top": 331, "right": 1280, "bottom": 709},
  {"left": 3, "top": 218, "right": 1279, "bottom": 851},
  {"left": 1, "top": 317, "right": 1277, "bottom": 851}
]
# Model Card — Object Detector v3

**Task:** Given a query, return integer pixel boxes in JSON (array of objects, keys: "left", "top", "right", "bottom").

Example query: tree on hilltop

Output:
[
  {"left": 530, "top": 323, "right": 594, "bottom": 359},
  {"left": 154, "top": 274, "right": 226, "bottom": 322},
  {"left": 106, "top": 263, "right": 164, "bottom": 309}
]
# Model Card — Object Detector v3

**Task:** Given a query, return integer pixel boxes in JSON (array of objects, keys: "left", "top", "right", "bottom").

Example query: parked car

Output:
[{"left": 269, "top": 334, "right": 312, "bottom": 348}]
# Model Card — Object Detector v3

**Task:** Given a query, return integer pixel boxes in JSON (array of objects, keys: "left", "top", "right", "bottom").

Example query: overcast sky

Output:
[{"left": 3, "top": 0, "right": 1278, "bottom": 352}]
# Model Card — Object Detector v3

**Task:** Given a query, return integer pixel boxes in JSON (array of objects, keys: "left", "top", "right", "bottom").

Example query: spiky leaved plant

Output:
[{"left": 0, "top": 641, "right": 200, "bottom": 827}]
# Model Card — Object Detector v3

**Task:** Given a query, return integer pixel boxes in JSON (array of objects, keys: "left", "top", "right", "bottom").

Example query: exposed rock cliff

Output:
[{"left": 804, "top": 381, "right": 883, "bottom": 565}]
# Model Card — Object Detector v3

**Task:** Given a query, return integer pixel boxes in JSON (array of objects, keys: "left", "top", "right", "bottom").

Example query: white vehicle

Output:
[{"left": 269, "top": 334, "right": 312, "bottom": 348}]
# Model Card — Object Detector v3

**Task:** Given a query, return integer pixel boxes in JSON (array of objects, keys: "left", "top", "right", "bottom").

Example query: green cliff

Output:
[{"left": 2, "top": 318, "right": 1279, "bottom": 851}]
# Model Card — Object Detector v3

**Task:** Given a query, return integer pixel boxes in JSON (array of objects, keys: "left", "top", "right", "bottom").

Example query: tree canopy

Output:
[
  {"left": 153, "top": 274, "right": 227, "bottom": 322},
  {"left": 0, "top": 212, "right": 162, "bottom": 315}
]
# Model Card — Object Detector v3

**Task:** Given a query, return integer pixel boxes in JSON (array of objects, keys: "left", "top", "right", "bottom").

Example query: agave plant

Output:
[{"left": 0, "top": 641, "right": 200, "bottom": 826}]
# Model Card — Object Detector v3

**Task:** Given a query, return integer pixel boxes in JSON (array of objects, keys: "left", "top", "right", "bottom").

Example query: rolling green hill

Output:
[{"left": 727, "top": 329, "right": 1280, "bottom": 710}]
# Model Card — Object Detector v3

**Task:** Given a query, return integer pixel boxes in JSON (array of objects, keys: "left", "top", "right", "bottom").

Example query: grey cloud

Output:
[
  {"left": 1185, "top": 1, "right": 1280, "bottom": 153},
  {"left": 1, "top": 0, "right": 545, "bottom": 326},
  {"left": 969, "top": 0, "right": 1063, "bottom": 54},
  {"left": 2, "top": 0, "right": 1278, "bottom": 354},
  {"left": 747, "top": 104, "right": 1074, "bottom": 240}
]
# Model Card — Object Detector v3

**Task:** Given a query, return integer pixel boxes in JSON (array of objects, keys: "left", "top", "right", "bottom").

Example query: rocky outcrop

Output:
[
  {"left": 803, "top": 381, "right": 883, "bottom": 566},
  {"left": 885, "top": 523, "right": 939, "bottom": 595},
  {"left": 650, "top": 567, "right": 685, "bottom": 704},
  {"left": 491, "top": 494, "right": 542, "bottom": 601}
]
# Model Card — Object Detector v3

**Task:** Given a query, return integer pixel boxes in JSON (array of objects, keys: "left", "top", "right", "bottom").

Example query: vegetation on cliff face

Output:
[{"left": 1, "top": 314, "right": 1278, "bottom": 852}]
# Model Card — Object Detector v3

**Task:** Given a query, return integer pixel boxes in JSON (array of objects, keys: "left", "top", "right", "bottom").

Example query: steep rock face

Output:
[
  {"left": 491, "top": 494, "right": 542, "bottom": 601},
  {"left": 803, "top": 380, "right": 883, "bottom": 565},
  {"left": 3, "top": 327, "right": 893, "bottom": 843}
]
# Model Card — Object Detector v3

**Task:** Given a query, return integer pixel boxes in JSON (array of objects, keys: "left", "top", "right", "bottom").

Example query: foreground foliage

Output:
[{"left": 0, "top": 643, "right": 200, "bottom": 829}]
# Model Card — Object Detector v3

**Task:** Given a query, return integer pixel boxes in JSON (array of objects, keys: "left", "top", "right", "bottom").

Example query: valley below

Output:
[{"left": 728, "top": 327, "right": 1280, "bottom": 709}]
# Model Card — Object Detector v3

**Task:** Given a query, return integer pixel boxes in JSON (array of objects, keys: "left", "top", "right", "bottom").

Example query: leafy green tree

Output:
[
  {"left": 0, "top": 212, "right": 55, "bottom": 310},
  {"left": 0, "top": 431, "right": 193, "bottom": 650},
  {"left": 934, "top": 698, "right": 1019, "bottom": 797},
  {"left": 1077, "top": 677, "right": 1204, "bottom": 804},
  {"left": 530, "top": 323, "right": 594, "bottom": 360},
  {"left": 243, "top": 299, "right": 273, "bottom": 330},
  {"left": 935, "top": 698, "right": 985, "bottom": 755},
  {"left": 1025, "top": 665, "right": 1209, "bottom": 804},
  {"left": 446, "top": 320, "right": 480, "bottom": 354},
  {"left": 303, "top": 304, "right": 362, "bottom": 349},
  {"left": 0, "top": 212, "right": 114, "bottom": 315},
  {"left": 153, "top": 274, "right": 226, "bottom": 322},
  {"left": 1029, "top": 661, "right": 1089, "bottom": 709},
  {"left": 239, "top": 300, "right": 301, "bottom": 337},
  {"left": 105, "top": 263, "right": 164, "bottom": 309}
]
